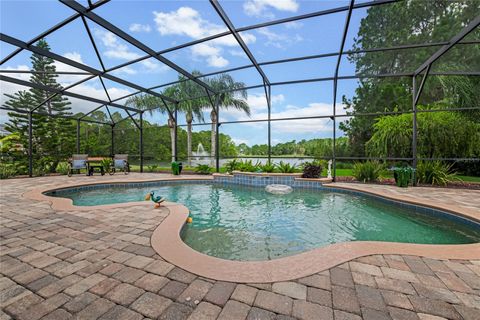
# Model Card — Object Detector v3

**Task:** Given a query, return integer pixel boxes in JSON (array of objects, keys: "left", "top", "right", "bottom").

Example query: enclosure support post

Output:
[
  {"left": 332, "top": 79, "right": 337, "bottom": 182},
  {"left": 174, "top": 103, "right": 178, "bottom": 162},
  {"left": 139, "top": 112, "right": 144, "bottom": 173},
  {"left": 110, "top": 124, "right": 115, "bottom": 158},
  {"left": 264, "top": 83, "right": 272, "bottom": 163},
  {"left": 28, "top": 111, "right": 33, "bottom": 177},
  {"left": 414, "top": 64, "right": 431, "bottom": 106},
  {"left": 76, "top": 119, "right": 80, "bottom": 154},
  {"left": 412, "top": 76, "right": 418, "bottom": 186},
  {"left": 331, "top": 0, "right": 354, "bottom": 182},
  {"left": 215, "top": 96, "right": 220, "bottom": 173}
]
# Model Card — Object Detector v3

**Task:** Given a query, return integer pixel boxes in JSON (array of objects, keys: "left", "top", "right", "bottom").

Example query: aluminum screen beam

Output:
[
  {"left": 415, "top": 15, "right": 480, "bottom": 75},
  {"left": 0, "top": 70, "right": 91, "bottom": 75},
  {"left": 79, "top": 105, "right": 106, "bottom": 120},
  {"left": 101, "top": 0, "right": 399, "bottom": 75},
  {"left": 0, "top": 0, "right": 110, "bottom": 66},
  {"left": 147, "top": 39, "right": 480, "bottom": 94},
  {"left": 59, "top": 0, "right": 216, "bottom": 94},
  {"left": 31, "top": 75, "right": 96, "bottom": 113},
  {"left": 0, "top": 106, "right": 109, "bottom": 126},
  {"left": 176, "top": 72, "right": 413, "bottom": 103},
  {"left": 210, "top": 0, "right": 270, "bottom": 85},
  {"left": 175, "top": 69, "right": 480, "bottom": 104},
  {"left": 0, "top": 33, "right": 177, "bottom": 105},
  {"left": 0, "top": 75, "right": 140, "bottom": 113},
  {"left": 332, "top": 0, "right": 355, "bottom": 181}
]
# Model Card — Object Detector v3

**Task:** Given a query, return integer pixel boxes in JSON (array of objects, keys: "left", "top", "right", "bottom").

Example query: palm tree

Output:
[
  {"left": 126, "top": 73, "right": 250, "bottom": 167},
  {"left": 207, "top": 74, "right": 250, "bottom": 166},
  {"left": 175, "top": 73, "right": 208, "bottom": 166},
  {"left": 125, "top": 92, "right": 177, "bottom": 162}
]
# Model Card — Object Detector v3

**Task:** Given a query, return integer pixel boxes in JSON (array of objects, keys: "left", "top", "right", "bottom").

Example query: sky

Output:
[{"left": 0, "top": 0, "right": 375, "bottom": 146}]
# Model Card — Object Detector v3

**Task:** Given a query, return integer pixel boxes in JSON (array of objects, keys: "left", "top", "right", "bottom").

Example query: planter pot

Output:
[{"left": 171, "top": 162, "right": 182, "bottom": 175}]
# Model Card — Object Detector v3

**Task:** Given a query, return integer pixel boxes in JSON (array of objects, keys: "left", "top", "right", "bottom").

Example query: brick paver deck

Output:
[{"left": 1, "top": 174, "right": 479, "bottom": 319}]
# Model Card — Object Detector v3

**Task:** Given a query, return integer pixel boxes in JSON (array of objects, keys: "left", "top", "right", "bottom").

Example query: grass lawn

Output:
[
  {"left": 334, "top": 169, "right": 353, "bottom": 177},
  {"left": 456, "top": 175, "right": 480, "bottom": 183}
]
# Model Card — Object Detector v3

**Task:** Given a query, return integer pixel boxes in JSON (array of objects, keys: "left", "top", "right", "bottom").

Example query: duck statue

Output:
[{"left": 145, "top": 191, "right": 166, "bottom": 208}]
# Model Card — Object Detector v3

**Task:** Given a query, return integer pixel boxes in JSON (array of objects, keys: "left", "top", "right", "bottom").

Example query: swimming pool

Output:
[{"left": 48, "top": 182, "right": 480, "bottom": 261}]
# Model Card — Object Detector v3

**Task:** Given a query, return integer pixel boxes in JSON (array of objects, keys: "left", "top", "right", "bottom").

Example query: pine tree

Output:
[{"left": 4, "top": 39, "right": 75, "bottom": 174}]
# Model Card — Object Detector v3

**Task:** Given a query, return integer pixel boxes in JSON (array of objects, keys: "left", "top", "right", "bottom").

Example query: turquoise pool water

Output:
[{"left": 53, "top": 183, "right": 480, "bottom": 261}]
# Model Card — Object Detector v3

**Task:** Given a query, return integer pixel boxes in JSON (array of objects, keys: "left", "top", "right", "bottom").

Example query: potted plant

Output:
[{"left": 392, "top": 166, "right": 415, "bottom": 187}]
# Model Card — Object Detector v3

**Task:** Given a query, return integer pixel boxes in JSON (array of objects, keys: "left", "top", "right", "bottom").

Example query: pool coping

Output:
[
  {"left": 23, "top": 176, "right": 214, "bottom": 211},
  {"left": 23, "top": 177, "right": 480, "bottom": 283}
]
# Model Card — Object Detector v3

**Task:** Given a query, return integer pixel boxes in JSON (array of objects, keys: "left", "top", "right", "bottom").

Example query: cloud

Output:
[
  {"left": 207, "top": 56, "right": 229, "bottom": 68},
  {"left": 0, "top": 66, "right": 31, "bottom": 113},
  {"left": 153, "top": 7, "right": 256, "bottom": 68},
  {"left": 112, "top": 66, "right": 137, "bottom": 75},
  {"left": 222, "top": 99, "right": 344, "bottom": 134},
  {"left": 1, "top": 65, "right": 31, "bottom": 81},
  {"left": 257, "top": 28, "right": 303, "bottom": 49},
  {"left": 94, "top": 29, "right": 142, "bottom": 61},
  {"left": 140, "top": 59, "right": 170, "bottom": 73},
  {"left": 191, "top": 43, "right": 229, "bottom": 68},
  {"left": 231, "top": 137, "right": 250, "bottom": 145},
  {"left": 284, "top": 21, "right": 303, "bottom": 29},
  {"left": 129, "top": 23, "right": 151, "bottom": 33},
  {"left": 221, "top": 93, "right": 285, "bottom": 119},
  {"left": 229, "top": 50, "right": 246, "bottom": 58},
  {"left": 53, "top": 52, "right": 91, "bottom": 84},
  {"left": 244, "top": 0, "right": 299, "bottom": 17},
  {"left": 92, "top": 29, "right": 169, "bottom": 73}
]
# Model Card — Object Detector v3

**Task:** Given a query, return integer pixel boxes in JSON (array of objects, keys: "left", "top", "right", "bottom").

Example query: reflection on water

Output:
[{"left": 60, "top": 184, "right": 480, "bottom": 261}]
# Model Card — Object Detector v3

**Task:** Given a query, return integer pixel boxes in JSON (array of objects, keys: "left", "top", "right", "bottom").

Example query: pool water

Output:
[{"left": 55, "top": 183, "right": 480, "bottom": 261}]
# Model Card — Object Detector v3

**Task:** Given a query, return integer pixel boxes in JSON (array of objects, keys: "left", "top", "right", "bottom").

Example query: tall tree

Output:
[
  {"left": 340, "top": 0, "right": 480, "bottom": 156},
  {"left": 207, "top": 74, "right": 250, "bottom": 166},
  {"left": 126, "top": 92, "right": 177, "bottom": 162},
  {"left": 175, "top": 73, "right": 207, "bottom": 166},
  {"left": 4, "top": 39, "right": 74, "bottom": 173}
]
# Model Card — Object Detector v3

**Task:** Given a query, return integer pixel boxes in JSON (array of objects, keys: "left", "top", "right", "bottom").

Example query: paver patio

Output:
[{"left": 1, "top": 174, "right": 479, "bottom": 319}]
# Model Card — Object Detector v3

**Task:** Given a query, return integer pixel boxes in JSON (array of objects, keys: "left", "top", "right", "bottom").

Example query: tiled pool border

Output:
[{"left": 24, "top": 175, "right": 480, "bottom": 282}]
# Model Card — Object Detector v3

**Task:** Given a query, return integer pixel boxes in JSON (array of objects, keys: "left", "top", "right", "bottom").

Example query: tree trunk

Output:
[
  {"left": 210, "top": 110, "right": 217, "bottom": 167},
  {"left": 168, "top": 117, "right": 176, "bottom": 163},
  {"left": 187, "top": 122, "right": 192, "bottom": 167},
  {"left": 186, "top": 112, "right": 193, "bottom": 167}
]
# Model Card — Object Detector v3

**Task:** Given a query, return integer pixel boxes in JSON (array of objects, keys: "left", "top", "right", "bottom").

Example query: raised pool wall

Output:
[{"left": 213, "top": 171, "right": 332, "bottom": 188}]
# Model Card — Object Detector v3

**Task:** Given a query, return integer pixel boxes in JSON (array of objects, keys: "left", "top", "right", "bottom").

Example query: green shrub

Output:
[
  {"left": 56, "top": 162, "right": 70, "bottom": 175},
  {"left": 260, "top": 162, "right": 275, "bottom": 173},
  {"left": 195, "top": 164, "right": 212, "bottom": 175},
  {"left": 0, "top": 164, "right": 17, "bottom": 179},
  {"left": 352, "top": 161, "right": 384, "bottom": 182},
  {"left": 416, "top": 161, "right": 456, "bottom": 186},
  {"left": 147, "top": 164, "right": 159, "bottom": 172},
  {"left": 276, "top": 161, "right": 297, "bottom": 173},
  {"left": 224, "top": 159, "right": 239, "bottom": 173},
  {"left": 238, "top": 160, "right": 261, "bottom": 172},
  {"left": 101, "top": 158, "right": 113, "bottom": 173}
]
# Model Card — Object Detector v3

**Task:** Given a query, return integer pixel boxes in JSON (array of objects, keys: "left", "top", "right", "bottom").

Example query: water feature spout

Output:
[{"left": 192, "top": 143, "right": 210, "bottom": 165}]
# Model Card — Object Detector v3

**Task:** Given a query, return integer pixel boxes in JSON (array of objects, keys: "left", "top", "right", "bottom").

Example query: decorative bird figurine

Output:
[{"left": 145, "top": 191, "right": 165, "bottom": 208}]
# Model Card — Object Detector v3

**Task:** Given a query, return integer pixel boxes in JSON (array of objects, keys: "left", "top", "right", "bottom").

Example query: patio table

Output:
[{"left": 86, "top": 157, "right": 108, "bottom": 176}]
